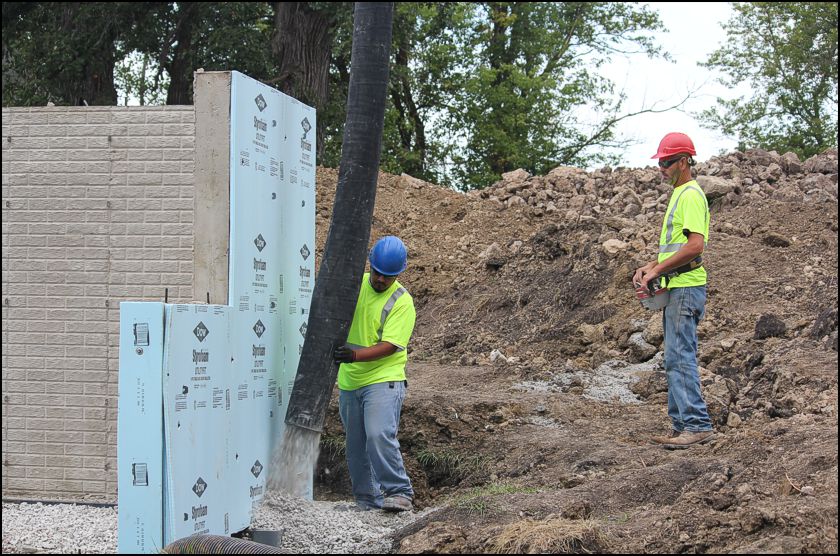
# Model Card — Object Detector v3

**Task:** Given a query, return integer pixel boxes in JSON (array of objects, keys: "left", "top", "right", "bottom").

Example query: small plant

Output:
[
  {"left": 452, "top": 483, "right": 539, "bottom": 516},
  {"left": 451, "top": 481, "right": 539, "bottom": 517},
  {"left": 319, "top": 434, "right": 346, "bottom": 459},
  {"left": 416, "top": 447, "right": 488, "bottom": 479},
  {"left": 458, "top": 498, "right": 490, "bottom": 517},
  {"left": 466, "top": 482, "right": 539, "bottom": 497}
]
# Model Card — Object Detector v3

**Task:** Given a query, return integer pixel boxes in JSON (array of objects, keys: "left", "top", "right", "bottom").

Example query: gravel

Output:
[
  {"left": 2, "top": 496, "right": 429, "bottom": 554},
  {"left": 1, "top": 502, "right": 118, "bottom": 554},
  {"left": 252, "top": 493, "right": 430, "bottom": 553},
  {"left": 515, "top": 353, "right": 665, "bottom": 404}
]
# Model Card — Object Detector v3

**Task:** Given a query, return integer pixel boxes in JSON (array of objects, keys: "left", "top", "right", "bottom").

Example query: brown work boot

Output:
[
  {"left": 662, "top": 430, "right": 715, "bottom": 450},
  {"left": 650, "top": 429, "right": 681, "bottom": 445},
  {"left": 382, "top": 495, "right": 413, "bottom": 512}
]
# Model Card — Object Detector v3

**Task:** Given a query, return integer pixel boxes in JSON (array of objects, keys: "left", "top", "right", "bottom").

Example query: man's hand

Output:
[
  {"left": 639, "top": 272, "right": 658, "bottom": 292},
  {"left": 334, "top": 346, "right": 356, "bottom": 364},
  {"left": 633, "top": 262, "right": 657, "bottom": 288}
]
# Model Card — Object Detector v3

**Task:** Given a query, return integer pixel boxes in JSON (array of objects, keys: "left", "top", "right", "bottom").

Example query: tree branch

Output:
[{"left": 564, "top": 87, "right": 699, "bottom": 162}]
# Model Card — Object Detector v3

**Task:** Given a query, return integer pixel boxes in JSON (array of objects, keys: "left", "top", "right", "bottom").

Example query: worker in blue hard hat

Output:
[{"left": 333, "top": 235, "right": 416, "bottom": 512}]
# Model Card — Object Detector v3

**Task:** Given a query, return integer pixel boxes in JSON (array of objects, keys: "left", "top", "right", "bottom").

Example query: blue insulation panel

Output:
[
  {"left": 118, "top": 72, "right": 315, "bottom": 552},
  {"left": 162, "top": 304, "right": 233, "bottom": 543},
  {"left": 117, "top": 302, "right": 166, "bottom": 554}
]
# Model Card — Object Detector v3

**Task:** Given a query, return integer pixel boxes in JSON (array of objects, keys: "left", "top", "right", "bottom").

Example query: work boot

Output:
[
  {"left": 650, "top": 429, "right": 681, "bottom": 445},
  {"left": 382, "top": 495, "right": 413, "bottom": 512},
  {"left": 662, "top": 430, "right": 716, "bottom": 450}
]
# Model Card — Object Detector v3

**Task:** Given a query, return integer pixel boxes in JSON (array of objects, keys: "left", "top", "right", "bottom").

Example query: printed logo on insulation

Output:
[
  {"left": 192, "top": 477, "right": 208, "bottom": 498},
  {"left": 193, "top": 322, "right": 209, "bottom": 342},
  {"left": 254, "top": 234, "right": 266, "bottom": 252},
  {"left": 251, "top": 460, "right": 263, "bottom": 478},
  {"left": 254, "top": 94, "right": 267, "bottom": 112}
]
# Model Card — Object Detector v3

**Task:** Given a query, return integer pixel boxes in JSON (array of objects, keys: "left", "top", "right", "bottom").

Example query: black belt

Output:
[
  {"left": 660, "top": 255, "right": 703, "bottom": 288},
  {"left": 665, "top": 255, "right": 703, "bottom": 277}
]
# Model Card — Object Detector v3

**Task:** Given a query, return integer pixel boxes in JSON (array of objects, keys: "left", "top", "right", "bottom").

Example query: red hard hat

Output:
[{"left": 651, "top": 132, "right": 697, "bottom": 159}]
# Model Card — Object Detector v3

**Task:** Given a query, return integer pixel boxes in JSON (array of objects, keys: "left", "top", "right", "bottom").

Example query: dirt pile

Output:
[{"left": 310, "top": 147, "right": 838, "bottom": 553}]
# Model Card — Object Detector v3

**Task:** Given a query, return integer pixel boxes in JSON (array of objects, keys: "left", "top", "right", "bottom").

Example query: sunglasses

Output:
[{"left": 658, "top": 156, "right": 686, "bottom": 169}]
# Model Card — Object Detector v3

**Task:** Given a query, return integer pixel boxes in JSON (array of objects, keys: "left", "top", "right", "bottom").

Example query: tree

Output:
[
  {"left": 699, "top": 2, "right": 838, "bottom": 158},
  {"left": 444, "top": 2, "right": 664, "bottom": 190},
  {"left": 271, "top": 2, "right": 349, "bottom": 159},
  {"left": 2, "top": 2, "right": 141, "bottom": 106},
  {"left": 380, "top": 3, "right": 471, "bottom": 183},
  {"left": 115, "top": 51, "right": 169, "bottom": 106},
  {"left": 141, "top": 2, "right": 275, "bottom": 105},
  {"left": 2, "top": 2, "right": 276, "bottom": 107}
]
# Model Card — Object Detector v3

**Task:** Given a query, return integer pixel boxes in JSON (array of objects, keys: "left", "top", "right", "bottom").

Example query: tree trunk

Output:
[
  {"left": 285, "top": 2, "right": 394, "bottom": 433},
  {"left": 60, "top": 4, "right": 118, "bottom": 105},
  {"left": 165, "top": 3, "right": 199, "bottom": 105},
  {"left": 390, "top": 39, "right": 426, "bottom": 177},
  {"left": 272, "top": 2, "right": 335, "bottom": 159}
]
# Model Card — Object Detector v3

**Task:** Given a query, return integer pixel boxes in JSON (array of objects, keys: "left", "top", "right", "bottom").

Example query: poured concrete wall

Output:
[{"left": 193, "top": 71, "right": 231, "bottom": 306}]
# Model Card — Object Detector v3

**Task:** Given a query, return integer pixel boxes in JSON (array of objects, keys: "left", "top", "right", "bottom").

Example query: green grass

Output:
[
  {"left": 458, "top": 498, "right": 491, "bottom": 517},
  {"left": 319, "top": 434, "right": 346, "bottom": 458},
  {"left": 452, "top": 482, "right": 539, "bottom": 503},
  {"left": 415, "top": 447, "right": 488, "bottom": 478},
  {"left": 451, "top": 482, "right": 540, "bottom": 517}
]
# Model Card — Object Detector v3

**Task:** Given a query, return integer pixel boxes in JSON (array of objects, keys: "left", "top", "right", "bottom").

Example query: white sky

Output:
[{"left": 599, "top": 2, "right": 748, "bottom": 169}]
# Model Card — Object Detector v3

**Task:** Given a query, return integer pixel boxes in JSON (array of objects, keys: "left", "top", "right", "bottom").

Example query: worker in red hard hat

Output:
[{"left": 632, "top": 132, "right": 715, "bottom": 449}]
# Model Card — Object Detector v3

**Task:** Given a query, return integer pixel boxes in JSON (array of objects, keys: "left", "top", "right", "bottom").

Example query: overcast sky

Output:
[{"left": 601, "top": 2, "right": 748, "bottom": 169}]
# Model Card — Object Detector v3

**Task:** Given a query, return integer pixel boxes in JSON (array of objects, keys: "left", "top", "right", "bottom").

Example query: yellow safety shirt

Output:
[
  {"left": 338, "top": 273, "right": 416, "bottom": 391},
  {"left": 658, "top": 180, "right": 710, "bottom": 288}
]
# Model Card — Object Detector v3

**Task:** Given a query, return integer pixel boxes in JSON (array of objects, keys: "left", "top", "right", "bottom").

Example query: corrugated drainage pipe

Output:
[{"left": 162, "top": 534, "right": 287, "bottom": 554}]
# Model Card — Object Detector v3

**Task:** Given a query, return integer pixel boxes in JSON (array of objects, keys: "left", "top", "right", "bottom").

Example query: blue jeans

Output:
[
  {"left": 663, "top": 286, "right": 713, "bottom": 432},
  {"left": 338, "top": 381, "right": 413, "bottom": 509}
]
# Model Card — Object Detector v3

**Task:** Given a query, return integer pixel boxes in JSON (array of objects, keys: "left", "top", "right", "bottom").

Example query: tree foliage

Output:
[
  {"left": 378, "top": 3, "right": 472, "bottom": 182},
  {"left": 3, "top": 1, "right": 671, "bottom": 189},
  {"left": 2, "top": 2, "right": 143, "bottom": 106},
  {"left": 444, "top": 2, "right": 663, "bottom": 189},
  {"left": 699, "top": 2, "right": 838, "bottom": 159},
  {"left": 135, "top": 2, "right": 276, "bottom": 105}
]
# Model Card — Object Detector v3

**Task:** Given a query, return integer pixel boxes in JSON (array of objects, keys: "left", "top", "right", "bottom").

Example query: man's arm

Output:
[
  {"left": 352, "top": 341, "right": 398, "bottom": 362},
  {"left": 334, "top": 342, "right": 398, "bottom": 363},
  {"left": 639, "top": 232, "right": 705, "bottom": 290}
]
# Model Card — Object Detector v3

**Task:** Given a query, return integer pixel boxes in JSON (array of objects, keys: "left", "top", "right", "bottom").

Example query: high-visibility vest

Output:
[{"left": 657, "top": 180, "right": 709, "bottom": 288}]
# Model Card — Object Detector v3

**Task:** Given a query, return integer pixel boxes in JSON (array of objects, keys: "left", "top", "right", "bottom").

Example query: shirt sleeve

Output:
[
  {"left": 380, "top": 296, "right": 416, "bottom": 351},
  {"left": 680, "top": 190, "right": 708, "bottom": 239}
]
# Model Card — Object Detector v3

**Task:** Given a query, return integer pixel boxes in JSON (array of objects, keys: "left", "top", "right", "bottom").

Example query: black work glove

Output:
[{"left": 334, "top": 346, "right": 356, "bottom": 364}]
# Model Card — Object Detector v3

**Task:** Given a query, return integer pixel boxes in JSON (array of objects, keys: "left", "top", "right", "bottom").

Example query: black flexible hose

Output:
[{"left": 285, "top": 2, "right": 394, "bottom": 433}]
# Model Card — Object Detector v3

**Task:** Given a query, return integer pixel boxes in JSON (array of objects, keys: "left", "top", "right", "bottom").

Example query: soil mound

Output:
[{"left": 311, "top": 147, "right": 838, "bottom": 553}]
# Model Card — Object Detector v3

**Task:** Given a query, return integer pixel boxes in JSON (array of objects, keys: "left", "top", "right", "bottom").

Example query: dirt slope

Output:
[{"left": 311, "top": 148, "right": 838, "bottom": 553}]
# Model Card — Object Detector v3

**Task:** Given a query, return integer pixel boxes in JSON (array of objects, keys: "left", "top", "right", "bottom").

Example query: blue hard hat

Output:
[{"left": 369, "top": 236, "right": 407, "bottom": 276}]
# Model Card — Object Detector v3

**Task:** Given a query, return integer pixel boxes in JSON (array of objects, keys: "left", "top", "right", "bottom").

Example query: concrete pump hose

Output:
[{"left": 162, "top": 534, "right": 287, "bottom": 554}]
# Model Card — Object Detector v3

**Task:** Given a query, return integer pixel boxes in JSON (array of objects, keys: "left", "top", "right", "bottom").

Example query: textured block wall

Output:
[{"left": 1, "top": 106, "right": 195, "bottom": 501}]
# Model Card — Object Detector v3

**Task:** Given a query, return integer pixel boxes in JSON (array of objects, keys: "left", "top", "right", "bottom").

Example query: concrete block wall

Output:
[{"left": 1, "top": 106, "right": 195, "bottom": 501}]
